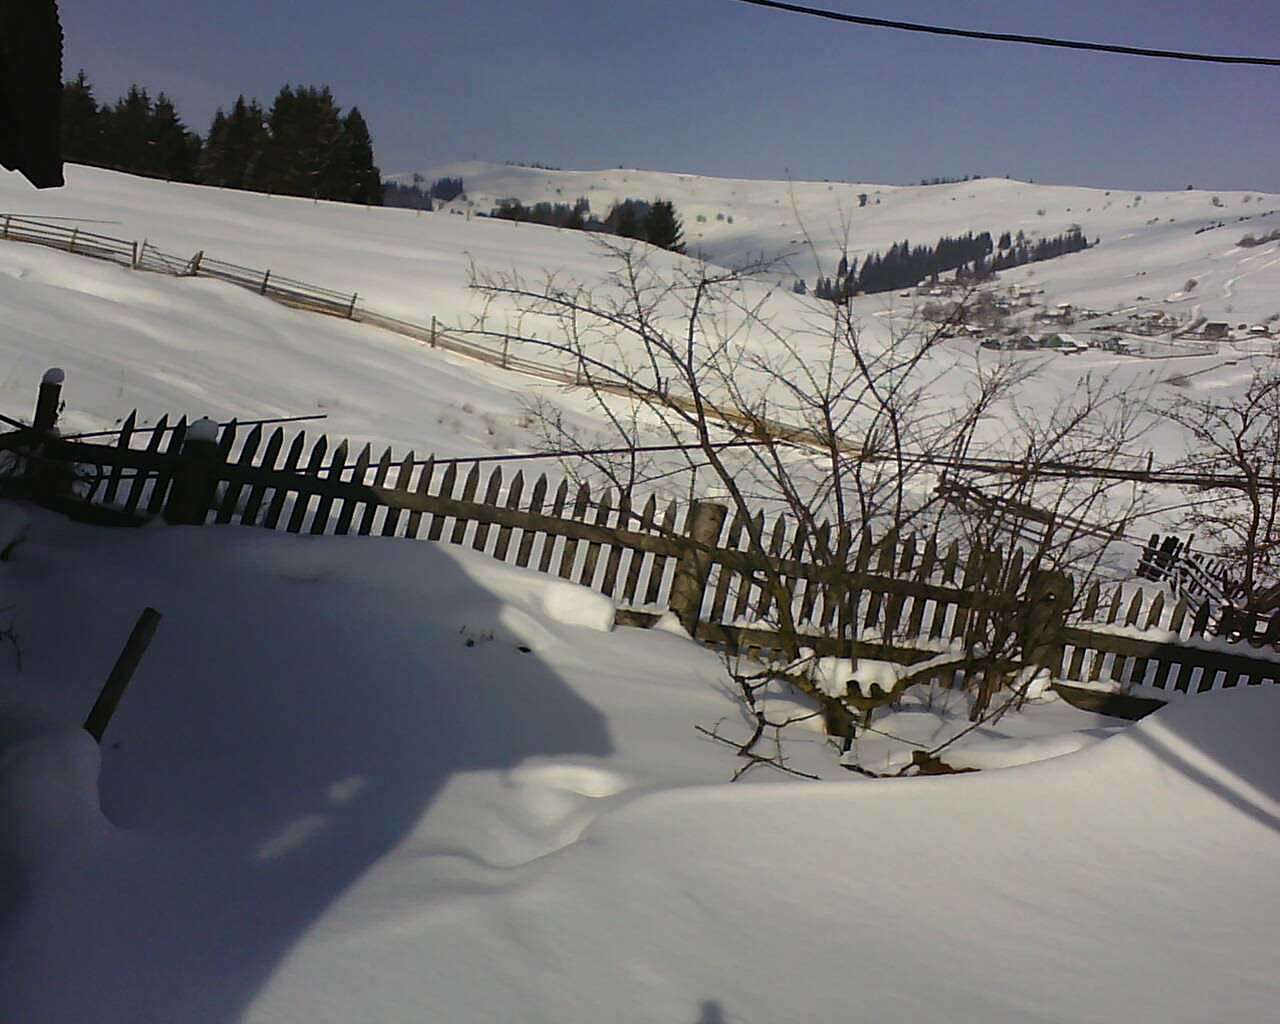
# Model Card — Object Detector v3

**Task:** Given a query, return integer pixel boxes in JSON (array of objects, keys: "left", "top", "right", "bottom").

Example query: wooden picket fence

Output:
[{"left": 8, "top": 372, "right": 1280, "bottom": 709}]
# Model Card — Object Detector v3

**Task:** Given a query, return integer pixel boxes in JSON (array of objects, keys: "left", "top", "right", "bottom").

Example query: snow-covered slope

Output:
[
  {"left": 3, "top": 161, "right": 1274, "bottom": 550},
  {"left": 1, "top": 165, "right": 1267, "bottom": 453},
  {"left": 1, "top": 160, "right": 1279, "bottom": 1024},
  {"left": 1, "top": 508, "right": 1276, "bottom": 1023},
  {"left": 401, "top": 161, "right": 1280, "bottom": 324}
]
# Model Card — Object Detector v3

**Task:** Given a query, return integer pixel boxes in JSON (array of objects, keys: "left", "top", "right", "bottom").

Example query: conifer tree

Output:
[
  {"left": 60, "top": 70, "right": 102, "bottom": 165},
  {"left": 612, "top": 201, "right": 643, "bottom": 240},
  {"left": 197, "top": 108, "right": 229, "bottom": 184},
  {"left": 644, "top": 199, "right": 685, "bottom": 254},
  {"left": 150, "top": 93, "right": 201, "bottom": 181},
  {"left": 340, "top": 107, "right": 382, "bottom": 204},
  {"left": 100, "top": 85, "right": 153, "bottom": 172},
  {"left": 252, "top": 85, "right": 340, "bottom": 195},
  {"left": 199, "top": 96, "right": 268, "bottom": 189}
]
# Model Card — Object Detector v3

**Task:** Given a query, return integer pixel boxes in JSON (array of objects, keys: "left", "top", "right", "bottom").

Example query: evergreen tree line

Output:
[
  {"left": 382, "top": 175, "right": 467, "bottom": 211},
  {"left": 988, "top": 226, "right": 1090, "bottom": 271},
  {"left": 917, "top": 174, "right": 981, "bottom": 186},
  {"left": 488, "top": 196, "right": 685, "bottom": 253},
  {"left": 59, "top": 71, "right": 383, "bottom": 205},
  {"left": 805, "top": 226, "right": 1092, "bottom": 301}
]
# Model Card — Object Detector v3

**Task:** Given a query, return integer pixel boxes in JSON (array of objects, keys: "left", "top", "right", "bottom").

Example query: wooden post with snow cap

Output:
[
  {"left": 33, "top": 367, "right": 64, "bottom": 434},
  {"left": 163, "top": 417, "right": 222, "bottom": 526},
  {"left": 27, "top": 368, "right": 67, "bottom": 501},
  {"left": 668, "top": 501, "right": 728, "bottom": 637}
]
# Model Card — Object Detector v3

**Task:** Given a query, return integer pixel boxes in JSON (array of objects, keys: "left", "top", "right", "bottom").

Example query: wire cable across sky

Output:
[{"left": 729, "top": 0, "right": 1280, "bottom": 67}]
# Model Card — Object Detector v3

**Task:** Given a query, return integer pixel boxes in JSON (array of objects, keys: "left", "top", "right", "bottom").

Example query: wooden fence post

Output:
[
  {"left": 2, "top": 214, "right": 9, "bottom": 239},
  {"left": 189, "top": 250, "right": 204, "bottom": 275},
  {"left": 163, "top": 417, "right": 222, "bottom": 525},
  {"left": 501, "top": 335, "right": 510, "bottom": 368},
  {"left": 1023, "top": 569, "right": 1074, "bottom": 677},
  {"left": 260, "top": 269, "right": 272, "bottom": 295},
  {"left": 430, "top": 315, "right": 438, "bottom": 348},
  {"left": 27, "top": 369, "right": 67, "bottom": 501},
  {"left": 33, "top": 367, "right": 64, "bottom": 434},
  {"left": 347, "top": 292, "right": 358, "bottom": 319},
  {"left": 67, "top": 227, "right": 79, "bottom": 253},
  {"left": 668, "top": 501, "right": 728, "bottom": 636}
]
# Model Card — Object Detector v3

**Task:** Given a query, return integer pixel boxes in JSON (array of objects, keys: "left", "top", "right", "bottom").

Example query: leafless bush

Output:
[{"left": 468, "top": 238, "right": 1149, "bottom": 750}]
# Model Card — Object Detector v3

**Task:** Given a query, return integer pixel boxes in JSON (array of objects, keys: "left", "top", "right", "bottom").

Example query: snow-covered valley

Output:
[{"left": 1, "top": 162, "right": 1278, "bottom": 1022}]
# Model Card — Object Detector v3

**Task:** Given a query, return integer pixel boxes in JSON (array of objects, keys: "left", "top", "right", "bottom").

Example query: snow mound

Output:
[
  {"left": 0, "top": 711, "right": 110, "bottom": 877},
  {"left": 539, "top": 579, "right": 615, "bottom": 632}
]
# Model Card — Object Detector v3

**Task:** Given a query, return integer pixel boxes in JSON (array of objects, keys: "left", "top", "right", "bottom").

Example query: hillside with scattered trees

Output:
[
  {"left": 489, "top": 195, "right": 686, "bottom": 253},
  {"left": 811, "top": 225, "right": 1092, "bottom": 300}
]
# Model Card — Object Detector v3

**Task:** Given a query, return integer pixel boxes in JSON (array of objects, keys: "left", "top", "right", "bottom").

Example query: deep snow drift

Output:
[{"left": 0, "top": 509, "right": 1276, "bottom": 1023}]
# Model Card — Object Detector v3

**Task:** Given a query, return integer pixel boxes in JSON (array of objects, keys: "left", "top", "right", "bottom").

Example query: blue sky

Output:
[{"left": 63, "top": 0, "right": 1280, "bottom": 191}]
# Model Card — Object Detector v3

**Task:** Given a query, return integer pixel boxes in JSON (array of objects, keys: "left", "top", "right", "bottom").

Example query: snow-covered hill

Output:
[
  {"left": 2, "top": 162, "right": 1279, "bottom": 1024},
  {"left": 398, "top": 161, "right": 1280, "bottom": 325},
  {"left": 3, "top": 165, "right": 1273, "bottom": 447},
  {"left": 3, "top": 162, "right": 1276, "bottom": 541}
]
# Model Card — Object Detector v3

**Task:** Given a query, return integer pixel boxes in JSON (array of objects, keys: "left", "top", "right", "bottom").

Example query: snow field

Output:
[
  {"left": 0, "top": 163, "right": 1278, "bottom": 1021},
  {"left": 1, "top": 507, "right": 1277, "bottom": 1022}
]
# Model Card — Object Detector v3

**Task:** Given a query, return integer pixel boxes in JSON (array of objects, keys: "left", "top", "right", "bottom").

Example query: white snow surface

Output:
[
  {"left": 0, "top": 164, "right": 1278, "bottom": 1020},
  {"left": 403, "top": 160, "right": 1280, "bottom": 325},
  {"left": 1, "top": 510, "right": 1277, "bottom": 1023},
  {"left": 2, "top": 163, "right": 1277, "bottom": 517}
]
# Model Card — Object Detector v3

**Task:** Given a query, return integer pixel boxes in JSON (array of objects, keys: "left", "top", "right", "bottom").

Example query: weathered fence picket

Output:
[{"left": 335, "top": 444, "right": 371, "bottom": 536}]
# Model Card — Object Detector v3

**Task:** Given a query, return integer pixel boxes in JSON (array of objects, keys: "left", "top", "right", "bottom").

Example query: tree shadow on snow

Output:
[
  {"left": 1121, "top": 687, "right": 1280, "bottom": 836},
  {"left": 6, "top": 523, "right": 614, "bottom": 1023}
]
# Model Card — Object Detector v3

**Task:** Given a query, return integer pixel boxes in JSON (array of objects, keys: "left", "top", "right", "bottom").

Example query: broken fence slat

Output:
[{"left": 84, "top": 608, "right": 162, "bottom": 743}]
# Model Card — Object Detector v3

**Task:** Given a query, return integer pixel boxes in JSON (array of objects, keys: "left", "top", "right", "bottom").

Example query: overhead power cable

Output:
[{"left": 728, "top": 0, "right": 1280, "bottom": 66}]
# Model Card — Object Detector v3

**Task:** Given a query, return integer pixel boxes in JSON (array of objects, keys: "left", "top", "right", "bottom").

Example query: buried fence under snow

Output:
[{"left": 6, "top": 372, "right": 1280, "bottom": 705}]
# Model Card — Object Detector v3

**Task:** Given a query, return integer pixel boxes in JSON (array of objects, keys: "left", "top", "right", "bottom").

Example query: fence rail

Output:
[
  {"left": 7, "top": 372, "right": 1277, "bottom": 715},
  {"left": 1, "top": 213, "right": 138, "bottom": 266}
]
